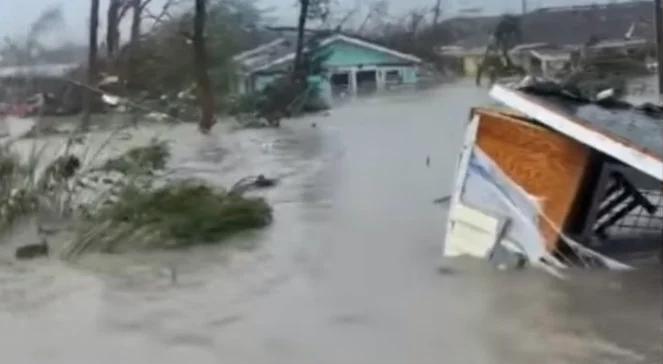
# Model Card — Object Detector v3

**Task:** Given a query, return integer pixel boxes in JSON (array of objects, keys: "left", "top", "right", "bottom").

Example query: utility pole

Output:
[
  {"left": 655, "top": 0, "right": 663, "bottom": 103},
  {"left": 521, "top": 0, "right": 527, "bottom": 15}
]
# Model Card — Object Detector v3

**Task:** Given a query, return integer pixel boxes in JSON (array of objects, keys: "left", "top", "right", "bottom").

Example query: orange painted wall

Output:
[{"left": 474, "top": 110, "right": 591, "bottom": 252}]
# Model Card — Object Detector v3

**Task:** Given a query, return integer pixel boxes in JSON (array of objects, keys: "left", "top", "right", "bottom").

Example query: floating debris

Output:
[
  {"left": 433, "top": 196, "right": 451, "bottom": 205},
  {"left": 443, "top": 80, "right": 662, "bottom": 275},
  {"left": 15, "top": 240, "right": 49, "bottom": 260}
]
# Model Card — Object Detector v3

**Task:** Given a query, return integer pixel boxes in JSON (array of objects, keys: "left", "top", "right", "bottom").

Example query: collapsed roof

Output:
[{"left": 490, "top": 83, "right": 663, "bottom": 182}]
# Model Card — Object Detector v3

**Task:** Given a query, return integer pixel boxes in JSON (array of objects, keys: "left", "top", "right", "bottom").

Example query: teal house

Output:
[{"left": 233, "top": 34, "right": 422, "bottom": 105}]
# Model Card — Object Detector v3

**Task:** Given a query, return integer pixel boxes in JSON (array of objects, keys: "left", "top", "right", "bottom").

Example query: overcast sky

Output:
[{"left": 0, "top": 0, "right": 627, "bottom": 45}]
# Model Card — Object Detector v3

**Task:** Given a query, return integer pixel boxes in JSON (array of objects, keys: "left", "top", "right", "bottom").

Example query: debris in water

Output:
[
  {"left": 160, "top": 266, "right": 178, "bottom": 285},
  {"left": 15, "top": 239, "right": 49, "bottom": 260},
  {"left": 443, "top": 80, "right": 662, "bottom": 274},
  {"left": 255, "top": 175, "right": 277, "bottom": 188},
  {"left": 433, "top": 196, "right": 451, "bottom": 205},
  {"left": 102, "top": 94, "right": 121, "bottom": 106},
  {"left": 231, "top": 175, "right": 279, "bottom": 195},
  {"left": 596, "top": 88, "right": 615, "bottom": 101},
  {"left": 437, "top": 266, "right": 456, "bottom": 276}
]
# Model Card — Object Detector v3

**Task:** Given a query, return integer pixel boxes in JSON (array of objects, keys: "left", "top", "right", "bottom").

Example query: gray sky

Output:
[{"left": 0, "top": 0, "right": 626, "bottom": 45}]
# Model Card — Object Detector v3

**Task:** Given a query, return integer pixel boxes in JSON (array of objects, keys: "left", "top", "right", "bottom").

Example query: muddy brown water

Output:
[{"left": 0, "top": 81, "right": 660, "bottom": 363}]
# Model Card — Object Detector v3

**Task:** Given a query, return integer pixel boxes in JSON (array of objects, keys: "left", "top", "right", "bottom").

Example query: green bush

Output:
[
  {"left": 62, "top": 180, "right": 273, "bottom": 258},
  {"left": 101, "top": 141, "right": 170, "bottom": 174}
]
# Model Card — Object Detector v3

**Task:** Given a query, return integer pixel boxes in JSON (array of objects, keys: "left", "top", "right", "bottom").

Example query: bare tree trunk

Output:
[
  {"left": 357, "top": 12, "right": 373, "bottom": 35},
  {"left": 107, "top": 0, "right": 121, "bottom": 58},
  {"left": 82, "top": 0, "right": 100, "bottom": 129},
  {"left": 193, "top": 0, "right": 215, "bottom": 133},
  {"left": 125, "top": 0, "right": 145, "bottom": 87},
  {"left": 293, "top": 0, "right": 310, "bottom": 79},
  {"left": 130, "top": 0, "right": 142, "bottom": 46}
]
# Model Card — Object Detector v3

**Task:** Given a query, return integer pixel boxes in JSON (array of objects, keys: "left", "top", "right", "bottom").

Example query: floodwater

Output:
[{"left": 0, "top": 81, "right": 660, "bottom": 363}]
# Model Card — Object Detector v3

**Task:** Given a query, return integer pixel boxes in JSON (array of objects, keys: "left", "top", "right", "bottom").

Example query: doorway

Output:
[
  {"left": 356, "top": 70, "right": 377, "bottom": 94},
  {"left": 331, "top": 72, "right": 351, "bottom": 96}
]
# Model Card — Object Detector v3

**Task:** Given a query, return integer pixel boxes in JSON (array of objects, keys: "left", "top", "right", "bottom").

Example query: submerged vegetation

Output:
[
  {"left": 65, "top": 140, "right": 272, "bottom": 258},
  {"left": 0, "top": 132, "right": 273, "bottom": 260},
  {"left": 101, "top": 141, "right": 170, "bottom": 174},
  {"left": 63, "top": 181, "right": 272, "bottom": 259},
  {"left": 62, "top": 181, "right": 272, "bottom": 258}
]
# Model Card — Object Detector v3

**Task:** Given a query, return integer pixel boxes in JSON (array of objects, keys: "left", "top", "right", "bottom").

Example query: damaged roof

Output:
[
  {"left": 232, "top": 37, "right": 297, "bottom": 74},
  {"left": 490, "top": 84, "right": 663, "bottom": 181}
]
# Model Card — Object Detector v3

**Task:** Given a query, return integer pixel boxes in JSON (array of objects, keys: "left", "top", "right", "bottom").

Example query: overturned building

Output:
[{"left": 443, "top": 82, "right": 662, "bottom": 274}]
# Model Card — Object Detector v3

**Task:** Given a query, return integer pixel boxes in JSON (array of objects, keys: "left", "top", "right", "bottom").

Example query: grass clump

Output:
[{"left": 62, "top": 180, "right": 273, "bottom": 258}]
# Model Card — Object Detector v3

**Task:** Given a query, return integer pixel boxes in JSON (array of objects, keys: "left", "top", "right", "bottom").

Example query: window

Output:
[{"left": 385, "top": 70, "right": 403, "bottom": 84}]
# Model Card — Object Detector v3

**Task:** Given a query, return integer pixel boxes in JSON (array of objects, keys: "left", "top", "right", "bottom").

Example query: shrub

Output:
[
  {"left": 62, "top": 180, "right": 272, "bottom": 258},
  {"left": 101, "top": 141, "right": 170, "bottom": 174}
]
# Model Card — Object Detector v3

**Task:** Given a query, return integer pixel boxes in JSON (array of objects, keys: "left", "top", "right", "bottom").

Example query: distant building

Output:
[
  {"left": 0, "top": 63, "right": 83, "bottom": 115},
  {"left": 233, "top": 33, "right": 422, "bottom": 104},
  {"left": 437, "top": 1, "right": 655, "bottom": 77},
  {"left": 518, "top": 2, "right": 653, "bottom": 46}
]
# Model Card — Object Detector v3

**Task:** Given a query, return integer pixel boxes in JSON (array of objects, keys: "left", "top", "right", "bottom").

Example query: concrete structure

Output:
[
  {"left": 0, "top": 63, "right": 83, "bottom": 115},
  {"left": 233, "top": 34, "right": 422, "bottom": 104}
]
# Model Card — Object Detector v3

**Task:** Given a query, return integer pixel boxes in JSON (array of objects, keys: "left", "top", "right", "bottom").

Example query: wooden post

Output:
[{"left": 82, "top": 0, "right": 100, "bottom": 130}]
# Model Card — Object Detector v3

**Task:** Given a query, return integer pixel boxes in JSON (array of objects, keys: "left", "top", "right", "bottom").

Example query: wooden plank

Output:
[{"left": 474, "top": 110, "right": 592, "bottom": 252}]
